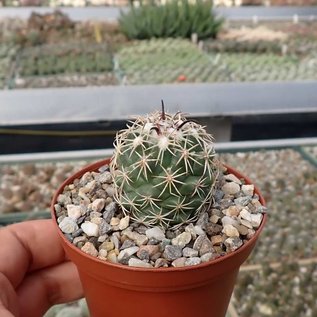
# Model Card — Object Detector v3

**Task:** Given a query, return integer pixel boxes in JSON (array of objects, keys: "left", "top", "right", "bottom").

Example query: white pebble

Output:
[
  {"left": 250, "top": 213, "right": 263, "bottom": 228},
  {"left": 66, "top": 204, "right": 82, "bottom": 220},
  {"left": 183, "top": 247, "right": 199, "bottom": 257},
  {"left": 58, "top": 217, "right": 79, "bottom": 234},
  {"left": 81, "top": 222, "right": 99, "bottom": 237},
  {"left": 118, "top": 246, "right": 139, "bottom": 262},
  {"left": 172, "top": 257, "right": 186, "bottom": 267},
  {"left": 222, "top": 182, "right": 240, "bottom": 195},
  {"left": 92, "top": 198, "right": 106, "bottom": 212},
  {"left": 222, "top": 224, "right": 240, "bottom": 237},
  {"left": 110, "top": 217, "right": 120, "bottom": 226},
  {"left": 185, "top": 257, "right": 202, "bottom": 266},
  {"left": 123, "top": 230, "right": 148, "bottom": 246},
  {"left": 81, "top": 242, "right": 98, "bottom": 257},
  {"left": 99, "top": 249, "right": 108, "bottom": 258},
  {"left": 118, "top": 216, "right": 130, "bottom": 230},
  {"left": 200, "top": 252, "right": 215, "bottom": 263},
  {"left": 172, "top": 232, "right": 192, "bottom": 248},
  {"left": 224, "top": 173, "right": 242, "bottom": 184},
  {"left": 221, "top": 216, "right": 239, "bottom": 227},
  {"left": 242, "top": 184, "right": 254, "bottom": 196},
  {"left": 240, "top": 208, "right": 252, "bottom": 222},
  {"left": 240, "top": 219, "right": 253, "bottom": 229},
  {"left": 210, "top": 215, "right": 220, "bottom": 224},
  {"left": 194, "top": 225, "right": 205, "bottom": 236},
  {"left": 128, "top": 258, "right": 153, "bottom": 268},
  {"left": 145, "top": 227, "right": 165, "bottom": 241}
]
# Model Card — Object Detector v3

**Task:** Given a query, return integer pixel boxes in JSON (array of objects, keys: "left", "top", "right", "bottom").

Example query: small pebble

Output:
[
  {"left": 107, "top": 249, "right": 118, "bottom": 263},
  {"left": 172, "top": 257, "right": 186, "bottom": 267},
  {"left": 100, "top": 241, "right": 114, "bottom": 251},
  {"left": 211, "top": 235, "right": 223, "bottom": 246},
  {"left": 240, "top": 219, "right": 253, "bottom": 229},
  {"left": 98, "top": 249, "right": 108, "bottom": 258},
  {"left": 145, "top": 227, "right": 165, "bottom": 241},
  {"left": 81, "top": 242, "right": 98, "bottom": 257},
  {"left": 225, "top": 206, "right": 240, "bottom": 217},
  {"left": 193, "top": 234, "right": 206, "bottom": 251},
  {"left": 242, "top": 184, "right": 254, "bottom": 196},
  {"left": 110, "top": 217, "right": 120, "bottom": 226},
  {"left": 155, "top": 258, "right": 169, "bottom": 268},
  {"left": 210, "top": 214, "right": 220, "bottom": 224},
  {"left": 99, "top": 221, "right": 112, "bottom": 235},
  {"left": 58, "top": 217, "right": 79, "bottom": 234},
  {"left": 98, "top": 171, "right": 112, "bottom": 184},
  {"left": 118, "top": 216, "right": 130, "bottom": 230},
  {"left": 201, "top": 252, "right": 216, "bottom": 262},
  {"left": 103, "top": 202, "right": 117, "bottom": 222},
  {"left": 55, "top": 307, "right": 83, "bottom": 317},
  {"left": 185, "top": 223, "right": 197, "bottom": 239},
  {"left": 234, "top": 196, "right": 251, "bottom": 206},
  {"left": 224, "top": 237, "right": 243, "bottom": 252},
  {"left": 224, "top": 173, "right": 242, "bottom": 184},
  {"left": 185, "top": 257, "right": 202, "bottom": 266},
  {"left": 137, "top": 245, "right": 160, "bottom": 260},
  {"left": 240, "top": 208, "right": 252, "bottom": 222},
  {"left": 128, "top": 258, "right": 152, "bottom": 268},
  {"left": 81, "top": 222, "right": 99, "bottom": 237},
  {"left": 199, "top": 236, "right": 213, "bottom": 256},
  {"left": 221, "top": 216, "right": 239, "bottom": 227},
  {"left": 171, "top": 232, "right": 191, "bottom": 248},
  {"left": 120, "top": 239, "right": 136, "bottom": 250},
  {"left": 222, "top": 224, "right": 240, "bottom": 237},
  {"left": 123, "top": 230, "right": 149, "bottom": 246},
  {"left": 194, "top": 225, "right": 205, "bottom": 236},
  {"left": 163, "top": 245, "right": 183, "bottom": 261},
  {"left": 222, "top": 182, "right": 240, "bottom": 195},
  {"left": 250, "top": 213, "right": 263, "bottom": 228},
  {"left": 237, "top": 224, "right": 249, "bottom": 236},
  {"left": 66, "top": 204, "right": 82, "bottom": 220},
  {"left": 183, "top": 247, "right": 199, "bottom": 257},
  {"left": 118, "top": 246, "right": 139, "bottom": 262}
]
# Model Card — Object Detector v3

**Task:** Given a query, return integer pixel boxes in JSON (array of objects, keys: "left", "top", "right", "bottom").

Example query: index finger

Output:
[{"left": 0, "top": 219, "right": 66, "bottom": 288}]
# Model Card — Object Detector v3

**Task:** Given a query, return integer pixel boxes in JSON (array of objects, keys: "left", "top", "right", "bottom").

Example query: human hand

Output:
[{"left": 0, "top": 219, "right": 84, "bottom": 317}]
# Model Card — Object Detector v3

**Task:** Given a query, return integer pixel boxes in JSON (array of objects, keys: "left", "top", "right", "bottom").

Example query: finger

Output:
[
  {"left": 0, "top": 309, "right": 14, "bottom": 317},
  {"left": 0, "top": 220, "right": 65, "bottom": 287},
  {"left": 0, "top": 272, "right": 19, "bottom": 317},
  {"left": 17, "top": 261, "right": 84, "bottom": 317}
]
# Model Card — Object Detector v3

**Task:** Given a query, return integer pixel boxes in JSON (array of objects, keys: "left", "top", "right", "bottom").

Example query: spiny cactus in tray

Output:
[
  {"left": 110, "top": 103, "right": 217, "bottom": 228},
  {"left": 203, "top": 39, "right": 283, "bottom": 55},
  {"left": 18, "top": 43, "right": 113, "bottom": 77},
  {"left": 0, "top": 44, "right": 18, "bottom": 89}
]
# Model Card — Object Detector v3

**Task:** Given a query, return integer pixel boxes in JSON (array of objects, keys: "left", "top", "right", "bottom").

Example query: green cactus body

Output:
[{"left": 110, "top": 109, "right": 217, "bottom": 228}]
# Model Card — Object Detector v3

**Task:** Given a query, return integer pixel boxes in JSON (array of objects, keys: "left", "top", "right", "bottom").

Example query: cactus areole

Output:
[{"left": 110, "top": 103, "right": 218, "bottom": 229}]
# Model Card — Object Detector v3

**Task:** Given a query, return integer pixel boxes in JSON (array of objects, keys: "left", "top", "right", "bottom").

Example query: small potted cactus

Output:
[{"left": 51, "top": 103, "right": 267, "bottom": 317}]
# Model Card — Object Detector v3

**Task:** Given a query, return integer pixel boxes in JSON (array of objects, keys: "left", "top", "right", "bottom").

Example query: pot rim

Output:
[{"left": 51, "top": 158, "right": 267, "bottom": 273}]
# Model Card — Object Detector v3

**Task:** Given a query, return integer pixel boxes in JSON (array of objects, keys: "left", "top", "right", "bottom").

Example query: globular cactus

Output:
[{"left": 110, "top": 103, "right": 218, "bottom": 228}]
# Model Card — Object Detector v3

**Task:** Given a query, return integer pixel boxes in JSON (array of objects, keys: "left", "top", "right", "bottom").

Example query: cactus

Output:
[{"left": 110, "top": 103, "right": 218, "bottom": 228}]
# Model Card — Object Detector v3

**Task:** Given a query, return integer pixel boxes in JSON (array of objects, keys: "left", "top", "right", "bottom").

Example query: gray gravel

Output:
[{"left": 54, "top": 163, "right": 265, "bottom": 268}]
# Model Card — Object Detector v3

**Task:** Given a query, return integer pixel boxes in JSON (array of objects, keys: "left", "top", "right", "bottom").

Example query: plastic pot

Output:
[{"left": 51, "top": 159, "right": 267, "bottom": 317}]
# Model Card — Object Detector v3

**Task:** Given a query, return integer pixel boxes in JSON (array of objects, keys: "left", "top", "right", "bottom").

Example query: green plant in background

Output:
[
  {"left": 0, "top": 44, "right": 18, "bottom": 89},
  {"left": 116, "top": 38, "right": 212, "bottom": 84},
  {"left": 110, "top": 105, "right": 218, "bottom": 228},
  {"left": 119, "top": 0, "right": 223, "bottom": 40},
  {"left": 18, "top": 43, "right": 113, "bottom": 77}
]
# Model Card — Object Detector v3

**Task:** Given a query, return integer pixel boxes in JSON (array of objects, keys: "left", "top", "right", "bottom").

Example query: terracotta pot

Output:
[{"left": 51, "top": 159, "right": 267, "bottom": 317}]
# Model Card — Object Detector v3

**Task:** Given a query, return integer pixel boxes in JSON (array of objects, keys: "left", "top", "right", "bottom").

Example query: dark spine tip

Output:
[
  {"left": 161, "top": 100, "right": 166, "bottom": 120},
  {"left": 150, "top": 126, "right": 161, "bottom": 135},
  {"left": 177, "top": 119, "right": 198, "bottom": 131}
]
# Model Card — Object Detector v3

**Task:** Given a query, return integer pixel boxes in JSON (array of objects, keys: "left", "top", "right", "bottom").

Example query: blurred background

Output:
[{"left": 0, "top": 0, "right": 317, "bottom": 316}]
